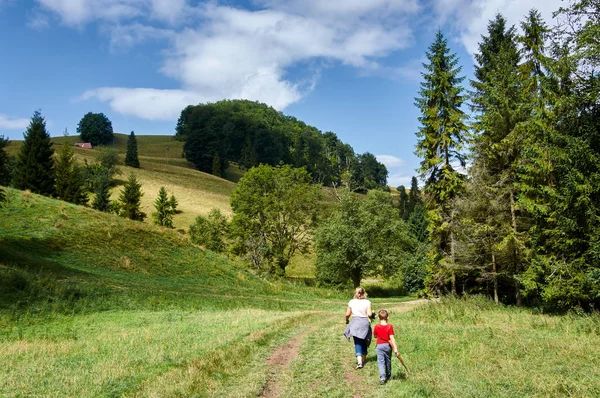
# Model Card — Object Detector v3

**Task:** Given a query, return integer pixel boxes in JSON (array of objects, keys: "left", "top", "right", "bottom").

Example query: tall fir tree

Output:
[
  {"left": 397, "top": 185, "right": 409, "bottom": 219},
  {"left": 118, "top": 173, "right": 145, "bottom": 221},
  {"left": 468, "top": 13, "right": 528, "bottom": 305},
  {"left": 54, "top": 139, "right": 88, "bottom": 206},
  {"left": 124, "top": 131, "right": 140, "bottom": 168},
  {"left": 0, "top": 135, "right": 10, "bottom": 186},
  {"left": 13, "top": 111, "right": 55, "bottom": 196},
  {"left": 407, "top": 176, "right": 422, "bottom": 216},
  {"left": 92, "top": 168, "right": 112, "bottom": 212},
  {"left": 415, "top": 31, "right": 469, "bottom": 295},
  {"left": 152, "top": 186, "right": 174, "bottom": 227}
]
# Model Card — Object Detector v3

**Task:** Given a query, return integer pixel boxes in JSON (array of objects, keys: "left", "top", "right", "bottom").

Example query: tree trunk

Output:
[
  {"left": 515, "top": 279, "right": 522, "bottom": 306},
  {"left": 352, "top": 269, "right": 362, "bottom": 288},
  {"left": 509, "top": 187, "right": 522, "bottom": 306},
  {"left": 492, "top": 250, "right": 499, "bottom": 304},
  {"left": 450, "top": 214, "right": 457, "bottom": 296}
]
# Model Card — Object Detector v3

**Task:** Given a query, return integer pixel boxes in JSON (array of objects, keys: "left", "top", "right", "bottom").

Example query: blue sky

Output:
[{"left": 0, "top": 0, "right": 561, "bottom": 186}]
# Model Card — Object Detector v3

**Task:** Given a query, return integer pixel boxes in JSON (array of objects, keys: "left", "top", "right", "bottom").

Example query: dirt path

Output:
[{"left": 258, "top": 328, "right": 315, "bottom": 398}]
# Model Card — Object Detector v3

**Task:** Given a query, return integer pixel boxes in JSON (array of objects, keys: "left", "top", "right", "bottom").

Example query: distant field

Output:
[{"left": 7, "top": 134, "right": 240, "bottom": 229}]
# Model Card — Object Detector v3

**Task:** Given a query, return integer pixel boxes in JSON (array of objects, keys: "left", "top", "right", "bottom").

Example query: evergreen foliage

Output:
[
  {"left": 77, "top": 112, "right": 113, "bottom": 146},
  {"left": 91, "top": 168, "right": 112, "bottom": 212},
  {"left": 407, "top": 176, "right": 422, "bottom": 216},
  {"left": 397, "top": 185, "right": 408, "bottom": 219},
  {"left": 124, "top": 131, "right": 140, "bottom": 168},
  {"left": 13, "top": 110, "right": 55, "bottom": 196},
  {"left": 0, "top": 135, "right": 10, "bottom": 186},
  {"left": 152, "top": 186, "right": 175, "bottom": 228},
  {"left": 169, "top": 194, "right": 178, "bottom": 214},
  {"left": 54, "top": 141, "right": 88, "bottom": 206},
  {"left": 415, "top": 31, "right": 469, "bottom": 294},
  {"left": 118, "top": 173, "right": 145, "bottom": 221},
  {"left": 230, "top": 164, "right": 321, "bottom": 274}
]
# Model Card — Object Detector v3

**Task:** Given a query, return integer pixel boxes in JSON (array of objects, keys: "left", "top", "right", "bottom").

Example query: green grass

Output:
[
  {"left": 7, "top": 134, "right": 239, "bottom": 230},
  {"left": 3, "top": 145, "right": 599, "bottom": 396}
]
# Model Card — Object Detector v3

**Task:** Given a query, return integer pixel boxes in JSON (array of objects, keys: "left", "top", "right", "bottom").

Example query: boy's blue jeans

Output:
[{"left": 376, "top": 343, "right": 392, "bottom": 380}]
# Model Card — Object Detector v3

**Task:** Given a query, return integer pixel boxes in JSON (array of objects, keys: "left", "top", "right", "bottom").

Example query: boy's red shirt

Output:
[{"left": 373, "top": 323, "right": 395, "bottom": 345}]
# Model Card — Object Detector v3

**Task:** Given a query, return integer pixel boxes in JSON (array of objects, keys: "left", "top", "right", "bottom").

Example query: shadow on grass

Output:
[{"left": 0, "top": 237, "right": 94, "bottom": 278}]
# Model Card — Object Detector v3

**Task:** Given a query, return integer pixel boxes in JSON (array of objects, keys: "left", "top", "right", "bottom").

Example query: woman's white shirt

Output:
[{"left": 348, "top": 298, "right": 371, "bottom": 318}]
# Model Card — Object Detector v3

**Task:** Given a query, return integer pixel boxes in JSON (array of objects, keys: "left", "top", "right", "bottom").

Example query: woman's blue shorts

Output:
[{"left": 353, "top": 336, "right": 368, "bottom": 356}]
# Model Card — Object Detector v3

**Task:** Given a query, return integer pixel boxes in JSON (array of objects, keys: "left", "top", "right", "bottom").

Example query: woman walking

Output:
[{"left": 344, "top": 286, "right": 373, "bottom": 369}]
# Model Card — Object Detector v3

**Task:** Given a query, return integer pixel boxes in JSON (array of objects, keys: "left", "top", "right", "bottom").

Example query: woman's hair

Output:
[{"left": 354, "top": 286, "right": 367, "bottom": 299}]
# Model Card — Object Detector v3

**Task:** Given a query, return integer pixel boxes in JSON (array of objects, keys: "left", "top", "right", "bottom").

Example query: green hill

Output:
[
  {"left": 7, "top": 134, "right": 244, "bottom": 230},
  {"left": 0, "top": 187, "right": 338, "bottom": 317}
]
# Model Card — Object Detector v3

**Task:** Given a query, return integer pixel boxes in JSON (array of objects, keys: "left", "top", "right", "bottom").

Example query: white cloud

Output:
[
  {"left": 38, "top": 0, "right": 418, "bottom": 119},
  {"left": 388, "top": 173, "right": 413, "bottom": 188},
  {"left": 80, "top": 88, "right": 206, "bottom": 121},
  {"left": 432, "top": 0, "right": 564, "bottom": 55},
  {"left": 376, "top": 154, "right": 405, "bottom": 168},
  {"left": 0, "top": 114, "right": 29, "bottom": 130},
  {"left": 376, "top": 155, "right": 412, "bottom": 187},
  {"left": 34, "top": 0, "right": 188, "bottom": 26}
]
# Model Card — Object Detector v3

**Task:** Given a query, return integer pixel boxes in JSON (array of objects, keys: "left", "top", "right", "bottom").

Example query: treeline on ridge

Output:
[{"left": 175, "top": 100, "right": 388, "bottom": 191}]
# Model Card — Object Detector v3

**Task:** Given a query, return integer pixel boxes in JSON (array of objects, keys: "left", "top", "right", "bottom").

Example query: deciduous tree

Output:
[
  {"left": 77, "top": 112, "right": 113, "bottom": 146},
  {"left": 230, "top": 164, "right": 321, "bottom": 274}
]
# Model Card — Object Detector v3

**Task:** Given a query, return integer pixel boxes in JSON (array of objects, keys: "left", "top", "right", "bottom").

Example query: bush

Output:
[{"left": 189, "top": 209, "right": 229, "bottom": 253}]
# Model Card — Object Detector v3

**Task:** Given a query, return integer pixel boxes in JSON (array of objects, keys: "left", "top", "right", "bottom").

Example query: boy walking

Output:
[{"left": 373, "top": 309, "right": 399, "bottom": 385}]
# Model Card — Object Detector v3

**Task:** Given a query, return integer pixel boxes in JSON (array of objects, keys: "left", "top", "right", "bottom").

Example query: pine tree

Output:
[
  {"left": 397, "top": 185, "right": 409, "bottom": 219},
  {"left": 407, "top": 176, "right": 422, "bottom": 216},
  {"left": 55, "top": 140, "right": 88, "bottom": 206},
  {"left": 124, "top": 131, "right": 140, "bottom": 168},
  {"left": 118, "top": 173, "right": 145, "bottom": 221},
  {"left": 415, "top": 31, "right": 469, "bottom": 295},
  {"left": 13, "top": 110, "right": 55, "bottom": 196},
  {"left": 469, "top": 13, "right": 527, "bottom": 305},
  {"left": 169, "top": 193, "right": 178, "bottom": 214},
  {"left": 152, "top": 186, "right": 174, "bottom": 227},
  {"left": 0, "top": 135, "right": 10, "bottom": 186},
  {"left": 92, "top": 168, "right": 112, "bottom": 212}
]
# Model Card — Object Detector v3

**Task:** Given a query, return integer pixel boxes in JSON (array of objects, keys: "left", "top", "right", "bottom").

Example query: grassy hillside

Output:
[
  {"left": 7, "top": 134, "right": 242, "bottom": 229},
  {"left": 1, "top": 190, "right": 599, "bottom": 396},
  {"left": 0, "top": 188, "right": 340, "bottom": 317}
]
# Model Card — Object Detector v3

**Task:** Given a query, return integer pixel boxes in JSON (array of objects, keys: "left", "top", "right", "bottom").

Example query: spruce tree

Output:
[
  {"left": 469, "top": 13, "right": 527, "bottom": 304},
  {"left": 124, "top": 131, "right": 140, "bottom": 168},
  {"left": 169, "top": 193, "right": 178, "bottom": 214},
  {"left": 152, "top": 186, "right": 174, "bottom": 227},
  {"left": 92, "top": 168, "right": 112, "bottom": 212},
  {"left": 407, "top": 176, "right": 422, "bottom": 217},
  {"left": 55, "top": 140, "right": 88, "bottom": 205},
  {"left": 397, "top": 185, "right": 408, "bottom": 219},
  {"left": 118, "top": 173, "right": 145, "bottom": 221},
  {"left": 0, "top": 135, "right": 10, "bottom": 186},
  {"left": 415, "top": 31, "right": 468, "bottom": 295},
  {"left": 13, "top": 110, "right": 55, "bottom": 196}
]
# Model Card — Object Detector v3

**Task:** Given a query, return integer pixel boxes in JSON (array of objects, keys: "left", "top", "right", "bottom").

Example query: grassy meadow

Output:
[{"left": 1, "top": 188, "right": 599, "bottom": 397}]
